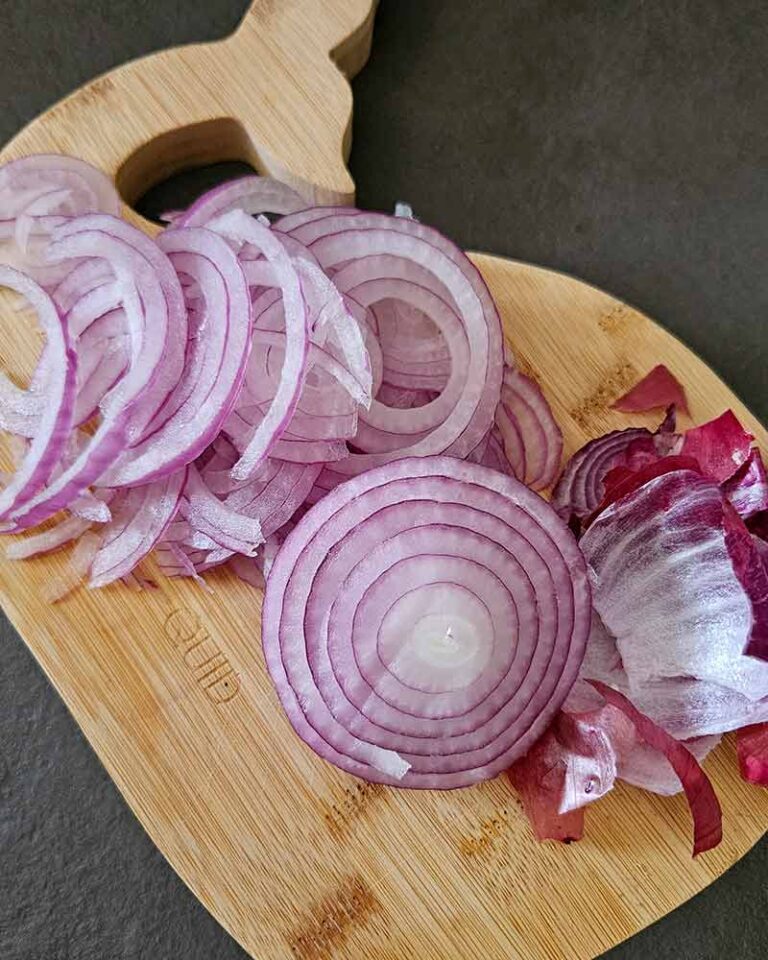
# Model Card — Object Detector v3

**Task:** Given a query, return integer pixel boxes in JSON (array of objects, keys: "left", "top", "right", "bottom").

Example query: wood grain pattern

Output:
[{"left": 0, "top": 3, "right": 765, "bottom": 959}]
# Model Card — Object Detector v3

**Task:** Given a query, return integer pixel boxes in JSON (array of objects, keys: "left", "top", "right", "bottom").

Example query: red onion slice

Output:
[
  {"left": 182, "top": 466, "right": 264, "bottom": 557},
  {"left": 89, "top": 468, "right": 186, "bottom": 587},
  {"left": 7, "top": 216, "right": 176, "bottom": 530},
  {"left": 0, "top": 267, "right": 76, "bottom": 520},
  {"left": 280, "top": 211, "right": 503, "bottom": 474},
  {"left": 552, "top": 410, "right": 676, "bottom": 530},
  {"left": 496, "top": 365, "right": 563, "bottom": 491},
  {"left": 100, "top": 228, "right": 252, "bottom": 485},
  {"left": 6, "top": 513, "right": 92, "bottom": 559},
  {"left": 263, "top": 456, "right": 590, "bottom": 788},
  {"left": 210, "top": 211, "right": 309, "bottom": 481},
  {"left": 173, "top": 176, "right": 306, "bottom": 229},
  {"left": 0, "top": 155, "right": 120, "bottom": 282}
]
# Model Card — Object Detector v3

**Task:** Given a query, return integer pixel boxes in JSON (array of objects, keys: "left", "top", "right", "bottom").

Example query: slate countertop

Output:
[{"left": 0, "top": 2, "right": 765, "bottom": 958}]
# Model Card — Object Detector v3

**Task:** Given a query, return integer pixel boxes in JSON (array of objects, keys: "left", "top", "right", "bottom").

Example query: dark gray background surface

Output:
[{"left": 0, "top": 1, "right": 766, "bottom": 958}]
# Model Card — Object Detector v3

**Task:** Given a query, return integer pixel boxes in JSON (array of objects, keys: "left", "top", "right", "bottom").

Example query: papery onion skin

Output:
[
  {"left": 581, "top": 469, "right": 768, "bottom": 698},
  {"left": 506, "top": 739, "right": 586, "bottom": 843},
  {"left": 736, "top": 723, "right": 768, "bottom": 786},
  {"left": 612, "top": 364, "right": 689, "bottom": 415},
  {"left": 588, "top": 680, "right": 723, "bottom": 856},
  {"left": 680, "top": 410, "right": 754, "bottom": 484},
  {"left": 723, "top": 449, "right": 768, "bottom": 521}
]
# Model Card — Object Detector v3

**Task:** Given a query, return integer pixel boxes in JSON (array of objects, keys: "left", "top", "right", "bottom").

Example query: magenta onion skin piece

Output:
[
  {"left": 263, "top": 455, "right": 591, "bottom": 789},
  {"left": 681, "top": 410, "right": 754, "bottom": 484},
  {"left": 736, "top": 723, "right": 768, "bottom": 786},
  {"left": 722, "top": 502, "right": 768, "bottom": 663},
  {"left": 580, "top": 469, "right": 768, "bottom": 699},
  {"left": 506, "top": 736, "right": 586, "bottom": 843},
  {"left": 722, "top": 449, "right": 768, "bottom": 521},
  {"left": 588, "top": 681, "right": 723, "bottom": 856},
  {"left": 612, "top": 364, "right": 689, "bottom": 415}
]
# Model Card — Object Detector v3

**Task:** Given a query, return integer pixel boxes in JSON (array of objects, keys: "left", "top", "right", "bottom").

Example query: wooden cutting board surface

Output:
[{"left": 0, "top": 2, "right": 765, "bottom": 958}]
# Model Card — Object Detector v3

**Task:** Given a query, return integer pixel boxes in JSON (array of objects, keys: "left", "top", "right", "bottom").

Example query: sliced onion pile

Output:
[
  {"left": 2, "top": 155, "right": 766, "bottom": 853},
  {"left": 0, "top": 156, "right": 567, "bottom": 596}
]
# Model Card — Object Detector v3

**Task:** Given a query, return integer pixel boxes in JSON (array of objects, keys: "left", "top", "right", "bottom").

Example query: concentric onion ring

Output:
[{"left": 263, "top": 456, "right": 590, "bottom": 788}]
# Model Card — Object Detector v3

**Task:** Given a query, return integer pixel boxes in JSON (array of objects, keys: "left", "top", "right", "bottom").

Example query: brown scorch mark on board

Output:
[
  {"left": 571, "top": 361, "right": 638, "bottom": 429},
  {"left": 48, "top": 77, "right": 116, "bottom": 122},
  {"left": 457, "top": 803, "right": 520, "bottom": 857},
  {"left": 322, "top": 781, "right": 386, "bottom": 838},
  {"left": 509, "top": 349, "right": 540, "bottom": 383},
  {"left": 598, "top": 303, "right": 636, "bottom": 334},
  {"left": 288, "top": 875, "right": 381, "bottom": 960}
]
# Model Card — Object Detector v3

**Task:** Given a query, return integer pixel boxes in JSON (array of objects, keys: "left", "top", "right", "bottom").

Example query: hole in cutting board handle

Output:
[{"left": 116, "top": 117, "right": 262, "bottom": 224}]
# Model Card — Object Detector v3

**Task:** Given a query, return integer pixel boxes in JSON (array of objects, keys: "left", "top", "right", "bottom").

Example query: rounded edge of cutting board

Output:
[{"left": 0, "top": 252, "right": 764, "bottom": 960}]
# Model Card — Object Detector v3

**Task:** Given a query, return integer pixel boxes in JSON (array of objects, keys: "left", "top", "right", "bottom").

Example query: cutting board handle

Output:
[
  {"left": 234, "top": 0, "right": 377, "bottom": 78},
  {"left": 0, "top": 0, "right": 378, "bottom": 228}
]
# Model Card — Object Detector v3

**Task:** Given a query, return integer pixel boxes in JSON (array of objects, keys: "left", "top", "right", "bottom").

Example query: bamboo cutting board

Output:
[{"left": 0, "top": 2, "right": 766, "bottom": 958}]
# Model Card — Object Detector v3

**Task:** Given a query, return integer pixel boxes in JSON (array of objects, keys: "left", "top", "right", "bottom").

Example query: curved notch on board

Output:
[{"left": 0, "top": 0, "right": 379, "bottom": 231}]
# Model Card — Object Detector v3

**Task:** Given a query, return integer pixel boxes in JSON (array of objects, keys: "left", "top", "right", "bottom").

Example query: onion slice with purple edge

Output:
[
  {"left": 99, "top": 227, "right": 252, "bottom": 486},
  {"left": 496, "top": 364, "right": 563, "bottom": 491},
  {"left": 6, "top": 216, "right": 178, "bottom": 530},
  {"left": 0, "top": 155, "right": 121, "bottom": 282},
  {"left": 172, "top": 175, "right": 306, "bottom": 229},
  {"left": 191, "top": 449, "right": 319, "bottom": 567},
  {"left": 277, "top": 210, "right": 503, "bottom": 477},
  {"left": 587, "top": 680, "right": 723, "bottom": 856},
  {"left": 182, "top": 466, "right": 264, "bottom": 557},
  {"left": 0, "top": 266, "right": 77, "bottom": 520},
  {"left": 263, "top": 456, "right": 590, "bottom": 788},
  {"left": 580, "top": 469, "right": 768, "bottom": 696},
  {"left": 89, "top": 468, "right": 186, "bottom": 587},
  {"left": 209, "top": 210, "right": 309, "bottom": 481}
]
